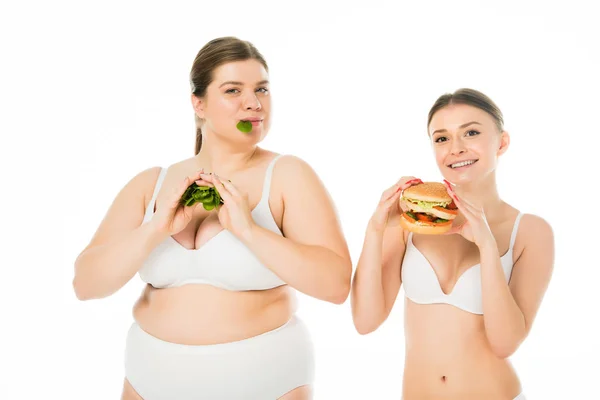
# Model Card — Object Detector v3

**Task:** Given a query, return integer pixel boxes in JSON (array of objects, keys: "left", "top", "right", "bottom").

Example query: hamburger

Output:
[{"left": 399, "top": 182, "right": 458, "bottom": 234}]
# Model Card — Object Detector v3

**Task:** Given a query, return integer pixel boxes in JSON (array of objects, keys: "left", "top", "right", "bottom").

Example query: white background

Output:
[{"left": 1, "top": 0, "right": 598, "bottom": 398}]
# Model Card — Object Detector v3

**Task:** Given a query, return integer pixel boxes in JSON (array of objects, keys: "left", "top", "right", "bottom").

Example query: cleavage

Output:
[
  {"left": 172, "top": 211, "right": 224, "bottom": 250},
  {"left": 414, "top": 235, "right": 481, "bottom": 295}
]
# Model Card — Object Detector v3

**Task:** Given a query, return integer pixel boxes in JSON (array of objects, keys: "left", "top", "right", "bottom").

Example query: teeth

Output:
[{"left": 451, "top": 160, "right": 476, "bottom": 168}]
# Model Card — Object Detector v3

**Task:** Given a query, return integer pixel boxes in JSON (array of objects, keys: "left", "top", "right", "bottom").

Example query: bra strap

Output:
[
  {"left": 509, "top": 212, "right": 524, "bottom": 248},
  {"left": 144, "top": 167, "right": 167, "bottom": 220},
  {"left": 258, "top": 154, "right": 285, "bottom": 206}
]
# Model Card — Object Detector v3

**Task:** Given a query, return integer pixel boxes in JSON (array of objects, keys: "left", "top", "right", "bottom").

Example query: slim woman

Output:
[{"left": 351, "top": 88, "right": 554, "bottom": 400}]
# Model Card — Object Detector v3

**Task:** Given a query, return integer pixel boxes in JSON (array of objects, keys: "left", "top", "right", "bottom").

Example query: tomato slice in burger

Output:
[
  {"left": 417, "top": 218, "right": 453, "bottom": 227},
  {"left": 416, "top": 213, "right": 435, "bottom": 222},
  {"left": 403, "top": 212, "right": 416, "bottom": 223}
]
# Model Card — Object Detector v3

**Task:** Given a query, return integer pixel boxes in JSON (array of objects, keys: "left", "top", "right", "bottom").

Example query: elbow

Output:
[
  {"left": 73, "top": 255, "right": 92, "bottom": 301},
  {"left": 352, "top": 316, "right": 379, "bottom": 335},
  {"left": 73, "top": 276, "right": 93, "bottom": 301},
  {"left": 490, "top": 343, "right": 518, "bottom": 359},
  {"left": 351, "top": 305, "right": 382, "bottom": 335},
  {"left": 354, "top": 323, "right": 376, "bottom": 336},
  {"left": 488, "top": 315, "right": 528, "bottom": 359},
  {"left": 328, "top": 280, "right": 351, "bottom": 305},
  {"left": 72, "top": 259, "right": 101, "bottom": 301},
  {"left": 489, "top": 336, "right": 524, "bottom": 359},
  {"left": 327, "top": 263, "right": 352, "bottom": 305}
]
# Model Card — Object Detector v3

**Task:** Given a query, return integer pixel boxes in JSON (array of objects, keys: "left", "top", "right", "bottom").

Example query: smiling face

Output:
[
  {"left": 192, "top": 59, "right": 271, "bottom": 146},
  {"left": 428, "top": 103, "right": 509, "bottom": 185}
]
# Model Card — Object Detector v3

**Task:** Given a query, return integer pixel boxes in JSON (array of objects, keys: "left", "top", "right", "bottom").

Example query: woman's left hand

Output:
[
  {"left": 443, "top": 179, "right": 495, "bottom": 248},
  {"left": 199, "top": 173, "right": 256, "bottom": 241}
]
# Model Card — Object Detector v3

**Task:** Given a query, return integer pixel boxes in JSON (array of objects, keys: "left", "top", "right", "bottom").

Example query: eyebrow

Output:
[
  {"left": 431, "top": 121, "right": 482, "bottom": 136},
  {"left": 219, "top": 80, "right": 269, "bottom": 88}
]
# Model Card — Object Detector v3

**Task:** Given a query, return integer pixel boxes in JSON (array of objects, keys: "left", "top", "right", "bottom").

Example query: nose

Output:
[
  {"left": 243, "top": 92, "right": 262, "bottom": 111},
  {"left": 450, "top": 137, "right": 466, "bottom": 155}
]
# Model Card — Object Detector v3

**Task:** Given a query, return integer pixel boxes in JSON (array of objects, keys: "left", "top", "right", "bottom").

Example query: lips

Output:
[{"left": 240, "top": 117, "right": 263, "bottom": 127}]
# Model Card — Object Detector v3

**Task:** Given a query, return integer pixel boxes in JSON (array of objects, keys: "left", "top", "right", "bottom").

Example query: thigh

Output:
[
  {"left": 277, "top": 385, "right": 312, "bottom": 400},
  {"left": 121, "top": 378, "right": 144, "bottom": 400}
]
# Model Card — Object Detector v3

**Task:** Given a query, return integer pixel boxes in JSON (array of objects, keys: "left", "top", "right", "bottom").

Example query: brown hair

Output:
[
  {"left": 427, "top": 88, "right": 504, "bottom": 132},
  {"left": 190, "top": 37, "right": 269, "bottom": 154}
]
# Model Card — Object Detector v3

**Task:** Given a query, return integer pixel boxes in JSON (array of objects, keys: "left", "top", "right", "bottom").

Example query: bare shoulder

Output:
[
  {"left": 81, "top": 165, "right": 163, "bottom": 251},
  {"left": 273, "top": 154, "right": 347, "bottom": 250},
  {"left": 273, "top": 154, "right": 322, "bottom": 188},
  {"left": 518, "top": 213, "right": 554, "bottom": 241},
  {"left": 514, "top": 213, "right": 554, "bottom": 259},
  {"left": 132, "top": 166, "right": 164, "bottom": 208}
]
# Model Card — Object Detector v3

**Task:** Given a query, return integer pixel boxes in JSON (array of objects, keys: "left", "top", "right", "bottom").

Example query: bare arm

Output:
[
  {"left": 350, "top": 177, "right": 421, "bottom": 334},
  {"left": 240, "top": 156, "right": 352, "bottom": 304},
  {"left": 351, "top": 220, "right": 406, "bottom": 334},
  {"left": 481, "top": 215, "right": 555, "bottom": 358},
  {"left": 72, "top": 167, "right": 168, "bottom": 300}
]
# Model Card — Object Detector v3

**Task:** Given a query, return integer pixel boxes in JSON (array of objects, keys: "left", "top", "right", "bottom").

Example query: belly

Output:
[
  {"left": 132, "top": 283, "right": 296, "bottom": 345},
  {"left": 402, "top": 299, "right": 521, "bottom": 399}
]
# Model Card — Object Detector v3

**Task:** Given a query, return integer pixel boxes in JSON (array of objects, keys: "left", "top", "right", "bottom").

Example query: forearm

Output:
[
  {"left": 242, "top": 224, "right": 351, "bottom": 304},
  {"left": 480, "top": 241, "right": 526, "bottom": 358},
  {"left": 73, "top": 221, "right": 167, "bottom": 300},
  {"left": 351, "top": 225, "right": 387, "bottom": 333}
]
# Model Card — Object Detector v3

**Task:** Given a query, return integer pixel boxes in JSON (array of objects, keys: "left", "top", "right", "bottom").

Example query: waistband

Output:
[{"left": 126, "top": 315, "right": 308, "bottom": 355}]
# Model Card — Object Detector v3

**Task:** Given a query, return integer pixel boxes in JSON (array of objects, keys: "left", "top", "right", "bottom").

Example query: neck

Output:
[
  {"left": 194, "top": 133, "right": 258, "bottom": 175},
  {"left": 455, "top": 174, "right": 504, "bottom": 221}
]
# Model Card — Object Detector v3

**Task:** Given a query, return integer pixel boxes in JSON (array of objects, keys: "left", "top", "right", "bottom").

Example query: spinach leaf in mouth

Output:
[{"left": 236, "top": 120, "right": 252, "bottom": 133}]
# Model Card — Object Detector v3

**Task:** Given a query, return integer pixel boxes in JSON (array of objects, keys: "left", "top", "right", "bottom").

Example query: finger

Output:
[
  {"left": 171, "top": 176, "right": 192, "bottom": 206},
  {"left": 199, "top": 172, "right": 216, "bottom": 183},
  {"left": 184, "top": 168, "right": 205, "bottom": 184},
  {"left": 383, "top": 189, "right": 403, "bottom": 209},
  {"left": 217, "top": 175, "right": 241, "bottom": 197},
  {"left": 212, "top": 176, "right": 233, "bottom": 203},
  {"left": 399, "top": 177, "right": 423, "bottom": 190},
  {"left": 443, "top": 181, "right": 477, "bottom": 213},
  {"left": 449, "top": 189, "right": 479, "bottom": 216},
  {"left": 442, "top": 223, "right": 464, "bottom": 235},
  {"left": 194, "top": 179, "right": 214, "bottom": 187},
  {"left": 444, "top": 180, "right": 480, "bottom": 210},
  {"left": 381, "top": 182, "right": 403, "bottom": 201},
  {"left": 381, "top": 177, "right": 422, "bottom": 202}
]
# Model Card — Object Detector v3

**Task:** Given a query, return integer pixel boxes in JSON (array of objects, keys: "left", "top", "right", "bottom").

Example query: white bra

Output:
[
  {"left": 138, "top": 155, "right": 287, "bottom": 291},
  {"left": 401, "top": 213, "right": 523, "bottom": 314}
]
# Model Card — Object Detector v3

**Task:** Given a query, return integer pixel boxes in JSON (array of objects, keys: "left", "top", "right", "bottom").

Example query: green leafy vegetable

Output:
[
  {"left": 180, "top": 183, "right": 223, "bottom": 211},
  {"left": 236, "top": 120, "right": 252, "bottom": 133}
]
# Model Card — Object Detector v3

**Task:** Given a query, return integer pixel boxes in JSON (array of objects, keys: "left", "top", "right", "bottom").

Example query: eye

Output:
[
  {"left": 466, "top": 129, "right": 480, "bottom": 137},
  {"left": 225, "top": 88, "right": 240, "bottom": 94},
  {"left": 434, "top": 136, "right": 448, "bottom": 143},
  {"left": 256, "top": 87, "right": 269, "bottom": 94}
]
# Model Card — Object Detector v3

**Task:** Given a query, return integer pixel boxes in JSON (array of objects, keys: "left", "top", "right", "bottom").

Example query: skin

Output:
[
  {"left": 74, "top": 59, "right": 352, "bottom": 400},
  {"left": 351, "top": 103, "right": 554, "bottom": 399}
]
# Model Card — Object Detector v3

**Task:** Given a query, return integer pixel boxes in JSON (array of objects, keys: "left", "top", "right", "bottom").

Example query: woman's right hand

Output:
[
  {"left": 368, "top": 176, "right": 422, "bottom": 232},
  {"left": 151, "top": 169, "right": 214, "bottom": 235}
]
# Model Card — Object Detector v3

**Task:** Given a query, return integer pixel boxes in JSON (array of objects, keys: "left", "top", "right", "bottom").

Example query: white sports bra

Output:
[
  {"left": 401, "top": 213, "right": 523, "bottom": 314},
  {"left": 138, "top": 155, "right": 287, "bottom": 291}
]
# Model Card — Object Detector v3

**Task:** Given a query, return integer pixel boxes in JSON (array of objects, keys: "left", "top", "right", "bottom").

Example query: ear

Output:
[
  {"left": 191, "top": 94, "right": 205, "bottom": 119},
  {"left": 497, "top": 130, "right": 510, "bottom": 156}
]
